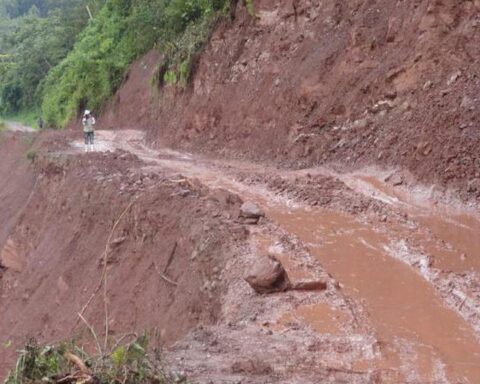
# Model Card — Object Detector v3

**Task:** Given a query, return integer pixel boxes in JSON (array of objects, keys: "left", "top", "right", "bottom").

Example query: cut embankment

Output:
[{"left": 98, "top": 0, "right": 480, "bottom": 202}]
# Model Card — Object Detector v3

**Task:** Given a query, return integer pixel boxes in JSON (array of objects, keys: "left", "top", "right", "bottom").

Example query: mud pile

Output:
[{"left": 99, "top": 0, "right": 480, "bottom": 201}]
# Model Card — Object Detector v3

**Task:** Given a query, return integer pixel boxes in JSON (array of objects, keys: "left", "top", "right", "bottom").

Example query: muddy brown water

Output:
[
  {"left": 73, "top": 131, "right": 480, "bottom": 382},
  {"left": 269, "top": 208, "right": 480, "bottom": 383}
]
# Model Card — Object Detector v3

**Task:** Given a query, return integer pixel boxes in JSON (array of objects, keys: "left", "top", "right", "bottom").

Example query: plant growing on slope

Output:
[{"left": 5, "top": 334, "right": 181, "bottom": 384}]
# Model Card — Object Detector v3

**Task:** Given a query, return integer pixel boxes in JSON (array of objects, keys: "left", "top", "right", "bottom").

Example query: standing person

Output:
[
  {"left": 82, "top": 110, "right": 96, "bottom": 152},
  {"left": 37, "top": 117, "right": 44, "bottom": 130}
]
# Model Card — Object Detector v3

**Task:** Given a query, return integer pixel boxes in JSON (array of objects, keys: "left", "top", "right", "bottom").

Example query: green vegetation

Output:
[
  {"left": 0, "top": 0, "right": 105, "bottom": 120},
  {"left": 5, "top": 336, "right": 181, "bottom": 384},
  {"left": 42, "top": 0, "right": 230, "bottom": 127},
  {"left": 245, "top": 0, "right": 255, "bottom": 17},
  {"left": 5, "top": 109, "right": 39, "bottom": 127},
  {"left": 1, "top": 0, "right": 247, "bottom": 128},
  {"left": 25, "top": 148, "right": 36, "bottom": 161}
]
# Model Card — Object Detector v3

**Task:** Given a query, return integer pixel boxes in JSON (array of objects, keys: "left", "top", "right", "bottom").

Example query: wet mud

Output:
[{"left": 67, "top": 130, "right": 480, "bottom": 383}]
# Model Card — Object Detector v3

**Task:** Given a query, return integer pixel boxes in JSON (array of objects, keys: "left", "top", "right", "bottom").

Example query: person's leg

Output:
[
  {"left": 84, "top": 132, "right": 89, "bottom": 152},
  {"left": 90, "top": 132, "right": 95, "bottom": 151}
]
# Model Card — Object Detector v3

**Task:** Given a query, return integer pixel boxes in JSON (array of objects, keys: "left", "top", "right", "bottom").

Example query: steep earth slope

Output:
[{"left": 100, "top": 0, "right": 480, "bottom": 201}]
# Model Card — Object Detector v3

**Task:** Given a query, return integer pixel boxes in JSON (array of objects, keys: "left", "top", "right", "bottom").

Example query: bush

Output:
[{"left": 5, "top": 336, "right": 180, "bottom": 384}]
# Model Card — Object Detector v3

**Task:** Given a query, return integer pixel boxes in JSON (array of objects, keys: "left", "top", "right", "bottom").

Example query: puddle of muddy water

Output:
[
  {"left": 268, "top": 207, "right": 480, "bottom": 383},
  {"left": 352, "top": 174, "right": 480, "bottom": 273}
]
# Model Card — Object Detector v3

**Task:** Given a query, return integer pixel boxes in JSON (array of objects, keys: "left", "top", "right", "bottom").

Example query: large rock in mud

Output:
[
  {"left": 239, "top": 202, "right": 265, "bottom": 225},
  {"left": 240, "top": 202, "right": 265, "bottom": 219},
  {"left": 244, "top": 255, "right": 291, "bottom": 294}
]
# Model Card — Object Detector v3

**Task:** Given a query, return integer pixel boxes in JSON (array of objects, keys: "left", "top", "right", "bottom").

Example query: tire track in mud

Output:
[{"left": 71, "top": 130, "right": 480, "bottom": 383}]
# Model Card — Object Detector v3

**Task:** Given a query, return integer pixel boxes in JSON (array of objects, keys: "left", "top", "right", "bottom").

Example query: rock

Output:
[
  {"left": 387, "top": 174, "right": 404, "bottom": 186},
  {"left": 111, "top": 236, "right": 127, "bottom": 246},
  {"left": 447, "top": 70, "right": 461, "bottom": 86},
  {"left": 385, "top": 90, "right": 397, "bottom": 100},
  {"left": 461, "top": 96, "right": 474, "bottom": 110},
  {"left": 467, "top": 178, "right": 480, "bottom": 193},
  {"left": 240, "top": 202, "right": 265, "bottom": 219},
  {"left": 353, "top": 118, "right": 369, "bottom": 129},
  {"left": 399, "top": 101, "right": 411, "bottom": 111},
  {"left": 244, "top": 255, "right": 291, "bottom": 294},
  {"left": 231, "top": 359, "right": 273, "bottom": 375},
  {"left": 172, "top": 371, "right": 187, "bottom": 383},
  {"left": 370, "top": 100, "right": 394, "bottom": 114},
  {"left": 423, "top": 80, "right": 433, "bottom": 90}
]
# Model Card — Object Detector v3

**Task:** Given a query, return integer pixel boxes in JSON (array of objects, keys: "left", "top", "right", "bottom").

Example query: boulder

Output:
[
  {"left": 244, "top": 255, "right": 290, "bottom": 294},
  {"left": 240, "top": 202, "right": 265, "bottom": 219}
]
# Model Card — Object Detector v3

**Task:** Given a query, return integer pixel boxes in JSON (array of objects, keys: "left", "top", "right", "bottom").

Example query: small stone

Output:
[
  {"left": 461, "top": 96, "right": 474, "bottom": 110},
  {"left": 111, "top": 236, "right": 127, "bottom": 246},
  {"left": 353, "top": 118, "right": 369, "bottom": 129},
  {"left": 447, "top": 70, "right": 461, "bottom": 86},
  {"left": 385, "top": 90, "right": 397, "bottom": 100},
  {"left": 423, "top": 80, "right": 433, "bottom": 90},
  {"left": 399, "top": 101, "right": 411, "bottom": 111},
  {"left": 391, "top": 174, "right": 404, "bottom": 186}
]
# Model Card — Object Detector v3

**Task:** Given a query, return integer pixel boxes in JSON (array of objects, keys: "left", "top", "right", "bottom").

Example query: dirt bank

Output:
[
  {"left": 0, "top": 132, "right": 245, "bottom": 377},
  {"left": 98, "top": 0, "right": 480, "bottom": 202}
]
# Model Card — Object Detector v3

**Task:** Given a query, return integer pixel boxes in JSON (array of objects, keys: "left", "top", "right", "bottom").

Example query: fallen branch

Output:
[
  {"left": 153, "top": 262, "right": 178, "bottom": 286},
  {"left": 74, "top": 198, "right": 137, "bottom": 353},
  {"left": 65, "top": 352, "right": 90, "bottom": 374},
  {"left": 163, "top": 241, "right": 177, "bottom": 274}
]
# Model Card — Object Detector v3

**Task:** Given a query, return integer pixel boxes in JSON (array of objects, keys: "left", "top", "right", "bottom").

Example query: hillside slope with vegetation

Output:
[{"left": 0, "top": 0, "right": 230, "bottom": 126}]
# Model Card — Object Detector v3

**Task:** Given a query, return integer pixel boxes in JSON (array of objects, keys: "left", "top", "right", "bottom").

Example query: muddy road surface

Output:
[
  {"left": 65, "top": 130, "right": 480, "bottom": 383},
  {"left": 0, "top": 128, "right": 478, "bottom": 383}
]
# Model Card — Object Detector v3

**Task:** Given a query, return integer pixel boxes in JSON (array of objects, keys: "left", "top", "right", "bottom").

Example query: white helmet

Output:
[{"left": 84, "top": 110, "right": 91, "bottom": 116}]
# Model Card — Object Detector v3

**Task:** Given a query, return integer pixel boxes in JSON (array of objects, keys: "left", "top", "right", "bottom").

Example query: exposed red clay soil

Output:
[
  {"left": 0, "top": 133, "right": 36, "bottom": 248},
  {"left": 99, "top": 0, "right": 480, "bottom": 202},
  {"left": 3, "top": 1, "right": 480, "bottom": 383},
  {"left": 0, "top": 132, "right": 245, "bottom": 378}
]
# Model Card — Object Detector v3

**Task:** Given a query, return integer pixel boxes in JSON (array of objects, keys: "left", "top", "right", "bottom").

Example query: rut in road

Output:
[{"left": 71, "top": 130, "right": 480, "bottom": 383}]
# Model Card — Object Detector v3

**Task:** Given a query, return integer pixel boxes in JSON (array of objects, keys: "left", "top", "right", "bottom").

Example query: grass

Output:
[
  {"left": 5, "top": 334, "right": 184, "bottom": 384},
  {"left": 245, "top": 0, "right": 255, "bottom": 17},
  {"left": 25, "top": 149, "right": 36, "bottom": 162}
]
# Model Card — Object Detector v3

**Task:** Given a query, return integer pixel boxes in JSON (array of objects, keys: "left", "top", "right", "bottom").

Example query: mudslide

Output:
[{"left": 67, "top": 130, "right": 480, "bottom": 383}]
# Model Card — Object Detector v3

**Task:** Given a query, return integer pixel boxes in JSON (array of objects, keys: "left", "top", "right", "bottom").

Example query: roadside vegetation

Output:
[
  {"left": 0, "top": 0, "right": 237, "bottom": 128},
  {"left": 5, "top": 334, "right": 183, "bottom": 384}
]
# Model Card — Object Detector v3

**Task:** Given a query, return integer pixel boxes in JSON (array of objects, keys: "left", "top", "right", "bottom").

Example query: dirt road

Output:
[
  {"left": 68, "top": 130, "right": 480, "bottom": 383},
  {"left": 4, "top": 121, "right": 35, "bottom": 133}
]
